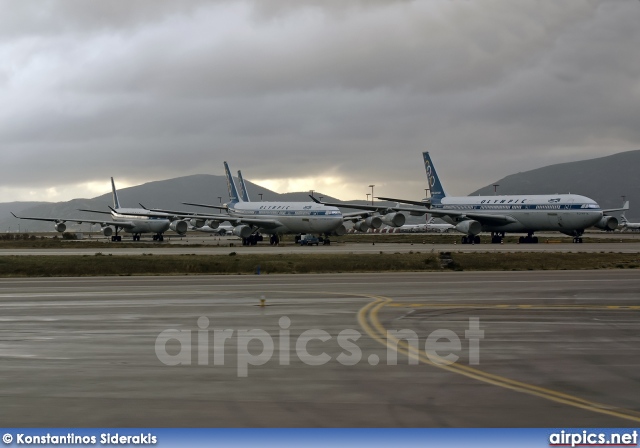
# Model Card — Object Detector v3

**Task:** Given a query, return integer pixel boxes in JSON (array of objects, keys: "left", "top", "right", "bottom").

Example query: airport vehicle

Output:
[
  {"left": 620, "top": 213, "right": 640, "bottom": 232},
  {"left": 377, "top": 152, "right": 629, "bottom": 244},
  {"left": 12, "top": 178, "right": 187, "bottom": 242},
  {"left": 298, "top": 234, "right": 320, "bottom": 246}
]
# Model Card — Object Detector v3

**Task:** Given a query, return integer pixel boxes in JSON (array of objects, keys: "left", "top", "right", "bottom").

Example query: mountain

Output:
[{"left": 470, "top": 150, "right": 640, "bottom": 220}]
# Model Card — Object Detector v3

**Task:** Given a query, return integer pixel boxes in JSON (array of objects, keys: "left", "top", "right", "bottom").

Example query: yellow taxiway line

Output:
[{"left": 357, "top": 296, "right": 640, "bottom": 423}]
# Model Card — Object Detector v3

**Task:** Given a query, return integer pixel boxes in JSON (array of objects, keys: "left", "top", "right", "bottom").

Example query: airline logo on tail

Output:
[
  {"left": 223, "top": 162, "right": 240, "bottom": 203},
  {"left": 422, "top": 152, "right": 445, "bottom": 201}
]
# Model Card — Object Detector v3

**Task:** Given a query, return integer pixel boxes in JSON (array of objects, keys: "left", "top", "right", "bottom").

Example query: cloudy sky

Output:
[{"left": 1, "top": 0, "right": 639, "bottom": 203}]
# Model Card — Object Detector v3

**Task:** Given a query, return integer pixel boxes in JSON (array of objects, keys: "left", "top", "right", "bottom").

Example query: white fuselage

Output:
[
  {"left": 227, "top": 201, "right": 344, "bottom": 234},
  {"left": 433, "top": 194, "right": 603, "bottom": 234},
  {"left": 621, "top": 221, "right": 640, "bottom": 231},
  {"left": 111, "top": 208, "right": 172, "bottom": 234},
  {"left": 191, "top": 225, "right": 234, "bottom": 235}
]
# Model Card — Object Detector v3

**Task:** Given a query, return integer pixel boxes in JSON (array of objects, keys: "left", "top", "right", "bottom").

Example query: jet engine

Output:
[
  {"left": 455, "top": 220, "right": 482, "bottom": 236},
  {"left": 101, "top": 226, "right": 113, "bottom": 237},
  {"left": 333, "top": 224, "right": 347, "bottom": 236},
  {"left": 170, "top": 220, "right": 188, "bottom": 235},
  {"left": 594, "top": 216, "right": 618, "bottom": 231},
  {"left": 190, "top": 218, "right": 206, "bottom": 228},
  {"left": 353, "top": 220, "right": 370, "bottom": 232},
  {"left": 205, "top": 220, "right": 220, "bottom": 230},
  {"left": 380, "top": 212, "right": 406, "bottom": 228},
  {"left": 364, "top": 216, "right": 383, "bottom": 229},
  {"left": 232, "top": 225, "right": 252, "bottom": 238},
  {"left": 54, "top": 222, "right": 67, "bottom": 233}
]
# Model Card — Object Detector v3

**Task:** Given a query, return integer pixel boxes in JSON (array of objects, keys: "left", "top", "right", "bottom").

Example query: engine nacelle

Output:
[
  {"left": 333, "top": 224, "right": 347, "bottom": 236},
  {"left": 353, "top": 220, "right": 370, "bottom": 232},
  {"left": 170, "top": 220, "right": 188, "bottom": 235},
  {"left": 205, "top": 220, "right": 220, "bottom": 230},
  {"left": 190, "top": 218, "right": 206, "bottom": 228},
  {"left": 54, "top": 222, "right": 67, "bottom": 233},
  {"left": 455, "top": 220, "right": 482, "bottom": 236},
  {"left": 232, "top": 225, "right": 252, "bottom": 238},
  {"left": 380, "top": 212, "right": 406, "bottom": 228},
  {"left": 594, "top": 216, "right": 618, "bottom": 231},
  {"left": 364, "top": 216, "right": 383, "bottom": 229},
  {"left": 101, "top": 226, "right": 113, "bottom": 237}
]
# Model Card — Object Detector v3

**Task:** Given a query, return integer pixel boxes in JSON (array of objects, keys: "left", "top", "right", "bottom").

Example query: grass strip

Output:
[{"left": 0, "top": 252, "right": 638, "bottom": 277}]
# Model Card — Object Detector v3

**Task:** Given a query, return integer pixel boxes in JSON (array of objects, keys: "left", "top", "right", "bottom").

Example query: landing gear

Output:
[
  {"left": 110, "top": 227, "right": 122, "bottom": 242},
  {"left": 491, "top": 232, "right": 505, "bottom": 244},
  {"left": 269, "top": 234, "right": 280, "bottom": 245},
  {"left": 461, "top": 235, "right": 481, "bottom": 244},
  {"left": 573, "top": 237, "right": 583, "bottom": 243},
  {"left": 242, "top": 234, "right": 263, "bottom": 246},
  {"left": 152, "top": 234, "right": 164, "bottom": 242},
  {"left": 132, "top": 234, "right": 141, "bottom": 242},
  {"left": 518, "top": 232, "right": 538, "bottom": 244}
]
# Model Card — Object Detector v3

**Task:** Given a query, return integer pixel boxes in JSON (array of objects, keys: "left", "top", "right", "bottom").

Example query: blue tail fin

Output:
[
  {"left": 224, "top": 162, "right": 241, "bottom": 203},
  {"left": 422, "top": 152, "right": 446, "bottom": 203},
  {"left": 111, "top": 177, "right": 121, "bottom": 209},
  {"left": 237, "top": 170, "right": 251, "bottom": 202}
]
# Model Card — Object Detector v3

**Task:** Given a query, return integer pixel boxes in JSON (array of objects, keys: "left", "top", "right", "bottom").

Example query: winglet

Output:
[
  {"left": 10, "top": 212, "right": 18, "bottom": 218},
  {"left": 111, "top": 177, "right": 121, "bottom": 209},
  {"left": 139, "top": 203, "right": 148, "bottom": 210},
  {"left": 223, "top": 162, "right": 241, "bottom": 203}
]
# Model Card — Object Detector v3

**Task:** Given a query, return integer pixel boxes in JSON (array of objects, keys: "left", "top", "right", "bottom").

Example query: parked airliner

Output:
[
  {"left": 134, "top": 162, "right": 359, "bottom": 245},
  {"left": 12, "top": 178, "right": 187, "bottom": 242},
  {"left": 378, "top": 152, "right": 629, "bottom": 244},
  {"left": 620, "top": 213, "right": 640, "bottom": 232}
]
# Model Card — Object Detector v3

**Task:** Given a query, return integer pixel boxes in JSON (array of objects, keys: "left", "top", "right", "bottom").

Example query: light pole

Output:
[
  {"left": 369, "top": 185, "right": 375, "bottom": 206},
  {"left": 259, "top": 193, "right": 263, "bottom": 201},
  {"left": 319, "top": 196, "right": 323, "bottom": 202},
  {"left": 366, "top": 193, "right": 370, "bottom": 204},
  {"left": 493, "top": 184, "right": 500, "bottom": 195},
  {"left": 310, "top": 190, "right": 315, "bottom": 198},
  {"left": 218, "top": 196, "right": 222, "bottom": 205}
]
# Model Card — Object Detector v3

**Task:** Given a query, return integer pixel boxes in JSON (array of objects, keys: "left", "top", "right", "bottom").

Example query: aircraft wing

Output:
[
  {"left": 376, "top": 196, "right": 431, "bottom": 207},
  {"left": 226, "top": 217, "right": 283, "bottom": 229},
  {"left": 77, "top": 208, "right": 112, "bottom": 215},
  {"left": 603, "top": 201, "right": 630, "bottom": 214},
  {"left": 425, "top": 209, "right": 518, "bottom": 226},
  {"left": 309, "top": 196, "right": 428, "bottom": 215},
  {"left": 11, "top": 213, "right": 136, "bottom": 229},
  {"left": 182, "top": 202, "right": 228, "bottom": 211}
]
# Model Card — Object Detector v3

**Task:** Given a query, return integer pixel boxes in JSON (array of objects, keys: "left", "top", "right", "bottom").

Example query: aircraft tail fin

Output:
[
  {"left": 224, "top": 162, "right": 241, "bottom": 203},
  {"left": 422, "top": 152, "right": 446, "bottom": 203},
  {"left": 111, "top": 177, "right": 121, "bottom": 209},
  {"left": 237, "top": 170, "right": 251, "bottom": 202}
]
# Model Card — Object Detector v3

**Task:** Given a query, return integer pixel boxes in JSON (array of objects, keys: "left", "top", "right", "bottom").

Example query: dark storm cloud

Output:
[{"left": 1, "top": 0, "right": 639, "bottom": 200}]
